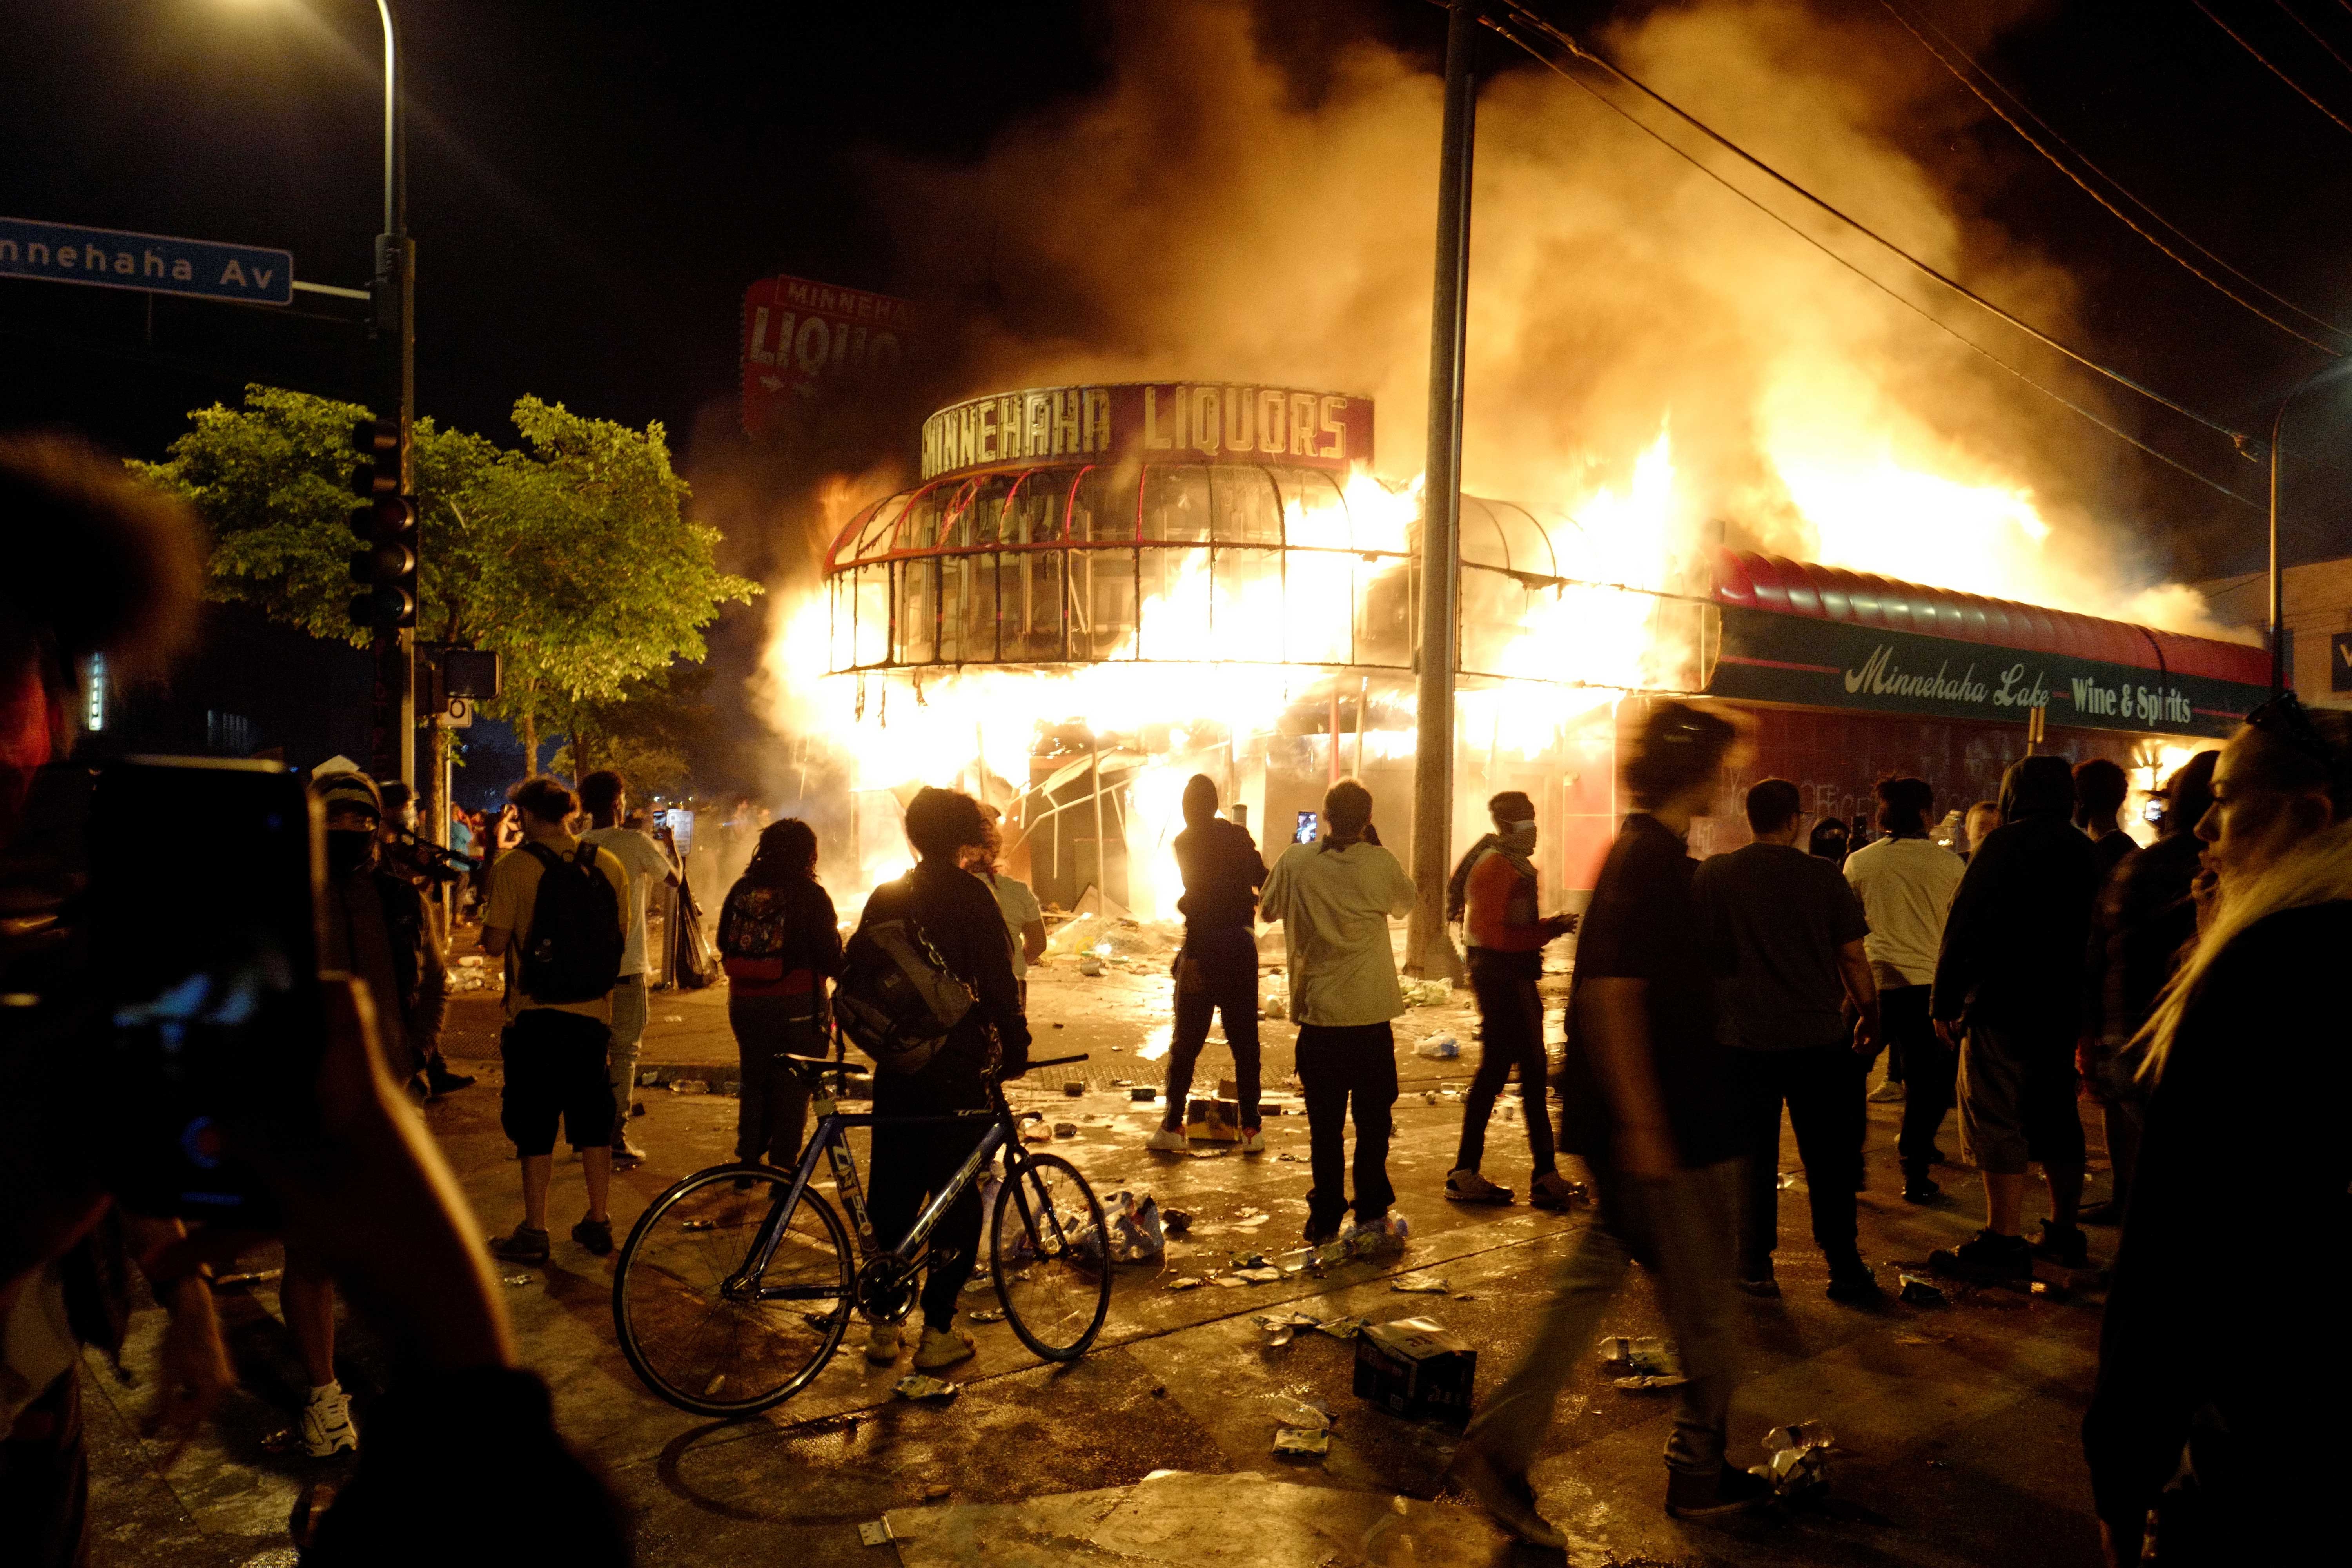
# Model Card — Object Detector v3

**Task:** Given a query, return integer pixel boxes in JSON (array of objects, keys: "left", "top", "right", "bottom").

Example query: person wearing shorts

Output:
[
  {"left": 1930, "top": 755, "right": 2103, "bottom": 1281},
  {"left": 481, "top": 776, "right": 630, "bottom": 1266}
]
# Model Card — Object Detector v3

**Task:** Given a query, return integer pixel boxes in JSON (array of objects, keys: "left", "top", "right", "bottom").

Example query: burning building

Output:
[{"left": 792, "top": 380, "right": 2268, "bottom": 920}]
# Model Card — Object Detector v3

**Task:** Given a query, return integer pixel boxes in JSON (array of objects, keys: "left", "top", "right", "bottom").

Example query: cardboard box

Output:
[
  {"left": 1185, "top": 1097, "right": 1241, "bottom": 1142},
  {"left": 1353, "top": 1317, "right": 1476, "bottom": 1422}
]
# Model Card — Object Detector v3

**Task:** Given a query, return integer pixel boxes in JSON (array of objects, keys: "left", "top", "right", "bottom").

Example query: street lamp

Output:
[
  {"left": 226, "top": 0, "right": 415, "bottom": 787},
  {"left": 2267, "top": 359, "right": 2352, "bottom": 695}
]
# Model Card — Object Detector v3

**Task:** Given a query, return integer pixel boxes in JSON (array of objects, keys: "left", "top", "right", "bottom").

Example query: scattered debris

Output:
[
  {"left": 858, "top": 1520, "right": 895, "bottom": 1548},
  {"left": 1317, "top": 1316, "right": 1370, "bottom": 1340},
  {"left": 1355, "top": 1317, "right": 1477, "bottom": 1421},
  {"left": 1273, "top": 1427, "right": 1332, "bottom": 1458},
  {"left": 1894, "top": 1332, "right": 1954, "bottom": 1346},
  {"left": 1600, "top": 1336, "right": 1685, "bottom": 1389},
  {"left": 668, "top": 1080, "right": 709, "bottom": 1096},
  {"left": 1898, "top": 1274, "right": 1947, "bottom": 1306},
  {"left": 1021, "top": 1123, "right": 1053, "bottom": 1144},
  {"left": 1253, "top": 1311, "right": 1322, "bottom": 1347},
  {"left": 1165, "top": 1276, "right": 1204, "bottom": 1291},
  {"left": 920, "top": 1485, "right": 953, "bottom": 1503},
  {"left": 1270, "top": 1394, "right": 1335, "bottom": 1431},
  {"left": 1390, "top": 1273, "right": 1451, "bottom": 1293},
  {"left": 1104, "top": 1191, "right": 1166, "bottom": 1262},
  {"left": 967, "top": 1308, "right": 1006, "bottom": 1324},
  {"left": 893, "top": 1375, "right": 960, "bottom": 1402},
  {"left": 1161, "top": 1208, "right": 1194, "bottom": 1237},
  {"left": 1063, "top": 1081, "right": 1086, "bottom": 1097},
  {"left": 1401, "top": 978, "right": 1455, "bottom": 1007},
  {"left": 1776, "top": 1171, "right": 1805, "bottom": 1191},
  {"left": 1414, "top": 1035, "right": 1461, "bottom": 1060},
  {"left": 1750, "top": 1420, "right": 1835, "bottom": 1499},
  {"left": 1233, "top": 1267, "right": 1283, "bottom": 1284},
  {"left": 1130, "top": 1086, "right": 1157, "bottom": 1102},
  {"left": 679, "top": 1218, "right": 716, "bottom": 1232},
  {"left": 210, "top": 1266, "right": 283, "bottom": 1289},
  {"left": 1053, "top": 1122, "right": 1078, "bottom": 1139},
  {"left": 260, "top": 1428, "right": 297, "bottom": 1454},
  {"left": 502, "top": 1274, "right": 533, "bottom": 1287}
]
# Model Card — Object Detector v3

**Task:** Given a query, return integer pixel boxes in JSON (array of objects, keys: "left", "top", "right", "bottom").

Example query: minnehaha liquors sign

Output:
[
  {"left": 1709, "top": 604, "right": 2264, "bottom": 739},
  {"left": 919, "top": 382, "right": 1374, "bottom": 481}
]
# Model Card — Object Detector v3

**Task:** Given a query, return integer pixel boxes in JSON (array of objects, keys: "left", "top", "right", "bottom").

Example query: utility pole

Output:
[
  {"left": 1406, "top": 0, "right": 1479, "bottom": 980},
  {"left": 367, "top": 0, "right": 417, "bottom": 790}
]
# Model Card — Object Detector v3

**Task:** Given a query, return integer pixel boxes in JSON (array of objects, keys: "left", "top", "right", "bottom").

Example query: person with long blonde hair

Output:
[{"left": 2083, "top": 694, "right": 2352, "bottom": 1567}]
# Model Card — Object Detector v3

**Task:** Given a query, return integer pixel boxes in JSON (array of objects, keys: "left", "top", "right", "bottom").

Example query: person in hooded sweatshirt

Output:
[
  {"left": 1929, "top": 753, "right": 2102, "bottom": 1281},
  {"left": 1148, "top": 775, "right": 1269, "bottom": 1152}
]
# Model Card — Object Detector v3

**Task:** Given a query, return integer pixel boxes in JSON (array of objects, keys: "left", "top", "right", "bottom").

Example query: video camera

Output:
[{"left": 385, "top": 825, "right": 481, "bottom": 885}]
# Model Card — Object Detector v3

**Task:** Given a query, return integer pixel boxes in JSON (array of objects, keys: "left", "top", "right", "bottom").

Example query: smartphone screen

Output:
[
  {"left": 89, "top": 758, "right": 326, "bottom": 1223},
  {"left": 1294, "top": 810, "right": 1319, "bottom": 844}
]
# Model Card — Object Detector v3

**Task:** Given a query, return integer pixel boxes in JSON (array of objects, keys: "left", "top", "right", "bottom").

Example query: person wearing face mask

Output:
[
  {"left": 1445, "top": 791, "right": 1577, "bottom": 1207},
  {"left": 2083, "top": 694, "right": 2352, "bottom": 1568},
  {"left": 313, "top": 773, "right": 452, "bottom": 1102},
  {"left": 285, "top": 770, "right": 450, "bottom": 1459}
]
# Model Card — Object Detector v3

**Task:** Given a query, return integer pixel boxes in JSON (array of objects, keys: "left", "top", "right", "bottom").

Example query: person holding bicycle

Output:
[{"left": 854, "top": 787, "right": 1031, "bottom": 1372}]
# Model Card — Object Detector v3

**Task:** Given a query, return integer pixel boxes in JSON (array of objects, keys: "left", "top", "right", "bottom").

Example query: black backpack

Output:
[
  {"left": 517, "top": 842, "right": 625, "bottom": 1004},
  {"left": 833, "top": 914, "right": 975, "bottom": 1076}
]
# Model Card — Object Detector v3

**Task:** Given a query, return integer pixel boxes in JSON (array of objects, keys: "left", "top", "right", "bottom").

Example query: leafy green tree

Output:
[{"left": 134, "top": 384, "right": 759, "bottom": 780}]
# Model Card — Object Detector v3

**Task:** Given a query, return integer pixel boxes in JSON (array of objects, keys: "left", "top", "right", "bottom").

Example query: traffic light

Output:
[{"left": 347, "top": 416, "right": 417, "bottom": 629}]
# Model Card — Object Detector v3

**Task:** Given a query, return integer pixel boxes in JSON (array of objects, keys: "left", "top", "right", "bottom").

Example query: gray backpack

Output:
[{"left": 833, "top": 916, "right": 975, "bottom": 1075}]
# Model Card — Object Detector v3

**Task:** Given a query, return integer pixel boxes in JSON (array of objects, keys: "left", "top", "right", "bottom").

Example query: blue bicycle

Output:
[{"left": 612, "top": 1051, "right": 1110, "bottom": 1417}]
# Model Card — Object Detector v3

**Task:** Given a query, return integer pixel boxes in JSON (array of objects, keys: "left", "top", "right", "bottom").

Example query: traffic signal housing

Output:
[{"left": 347, "top": 416, "right": 417, "bottom": 630}]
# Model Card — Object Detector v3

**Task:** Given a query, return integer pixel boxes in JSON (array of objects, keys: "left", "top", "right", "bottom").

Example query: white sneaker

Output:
[
  {"left": 299, "top": 1382, "right": 357, "bottom": 1457},
  {"left": 1237, "top": 1127, "right": 1266, "bottom": 1154},
  {"left": 1867, "top": 1078, "right": 1905, "bottom": 1104},
  {"left": 1144, "top": 1127, "right": 1187, "bottom": 1152},
  {"left": 914, "top": 1325, "right": 977, "bottom": 1371},
  {"left": 865, "top": 1323, "right": 903, "bottom": 1364}
]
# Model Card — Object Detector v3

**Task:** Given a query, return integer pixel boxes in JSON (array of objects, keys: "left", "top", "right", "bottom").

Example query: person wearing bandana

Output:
[{"left": 1446, "top": 791, "right": 1577, "bottom": 1207}]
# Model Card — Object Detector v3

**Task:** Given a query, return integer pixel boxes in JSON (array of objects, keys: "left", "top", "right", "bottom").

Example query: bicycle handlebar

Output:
[{"left": 1025, "top": 1053, "right": 1089, "bottom": 1070}]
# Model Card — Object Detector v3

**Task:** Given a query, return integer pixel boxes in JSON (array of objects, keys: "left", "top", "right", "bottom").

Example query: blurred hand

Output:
[
  {"left": 1934, "top": 1017, "right": 1963, "bottom": 1050},
  {"left": 1850, "top": 1010, "right": 1880, "bottom": 1058}
]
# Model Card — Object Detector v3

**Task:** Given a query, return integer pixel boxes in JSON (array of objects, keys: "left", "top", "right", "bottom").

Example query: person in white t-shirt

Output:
[
  {"left": 578, "top": 770, "right": 681, "bottom": 1169},
  {"left": 1842, "top": 775, "right": 1965, "bottom": 1203},
  {"left": 1259, "top": 777, "right": 1417, "bottom": 1247}
]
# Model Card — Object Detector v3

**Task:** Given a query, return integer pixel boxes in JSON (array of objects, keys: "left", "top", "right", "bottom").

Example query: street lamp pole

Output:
[
  {"left": 368, "top": 0, "right": 417, "bottom": 789},
  {"left": 1405, "top": 0, "right": 1479, "bottom": 981},
  {"left": 2267, "top": 360, "right": 2350, "bottom": 697}
]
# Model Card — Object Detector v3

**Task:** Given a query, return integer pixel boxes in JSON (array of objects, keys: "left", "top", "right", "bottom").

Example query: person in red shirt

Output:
[{"left": 1446, "top": 791, "right": 1577, "bottom": 1207}]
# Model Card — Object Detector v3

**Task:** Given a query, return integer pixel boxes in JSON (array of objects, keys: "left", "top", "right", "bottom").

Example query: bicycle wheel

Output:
[
  {"left": 990, "top": 1151, "right": 1112, "bottom": 1361},
  {"left": 613, "top": 1164, "right": 853, "bottom": 1417}
]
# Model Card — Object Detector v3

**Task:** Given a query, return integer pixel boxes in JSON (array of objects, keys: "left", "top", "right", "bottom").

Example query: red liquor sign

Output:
[
  {"left": 740, "top": 274, "right": 924, "bottom": 436},
  {"left": 918, "top": 381, "right": 1374, "bottom": 481}
]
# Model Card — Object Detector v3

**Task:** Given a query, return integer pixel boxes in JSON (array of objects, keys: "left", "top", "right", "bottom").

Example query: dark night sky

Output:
[{"left": 4, "top": 0, "right": 2350, "bottom": 771}]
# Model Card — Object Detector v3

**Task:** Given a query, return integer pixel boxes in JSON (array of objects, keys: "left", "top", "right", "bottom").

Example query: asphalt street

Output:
[{"left": 83, "top": 953, "right": 2114, "bottom": 1568}]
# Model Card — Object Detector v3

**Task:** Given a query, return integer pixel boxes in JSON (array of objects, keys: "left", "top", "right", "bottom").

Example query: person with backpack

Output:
[
  {"left": 1444, "top": 790, "right": 1578, "bottom": 1208},
  {"left": 718, "top": 817, "right": 843, "bottom": 1171},
  {"left": 578, "top": 769, "right": 682, "bottom": 1170},
  {"left": 844, "top": 788, "right": 1030, "bottom": 1373},
  {"left": 480, "top": 777, "right": 630, "bottom": 1265}
]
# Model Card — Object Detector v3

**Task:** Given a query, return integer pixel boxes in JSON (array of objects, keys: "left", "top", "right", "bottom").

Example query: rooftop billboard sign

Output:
[
  {"left": 740, "top": 274, "right": 923, "bottom": 437},
  {"left": 918, "top": 382, "right": 1374, "bottom": 482}
]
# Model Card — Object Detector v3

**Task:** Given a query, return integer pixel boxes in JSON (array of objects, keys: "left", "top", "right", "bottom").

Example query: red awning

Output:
[{"left": 1713, "top": 549, "right": 2269, "bottom": 687}]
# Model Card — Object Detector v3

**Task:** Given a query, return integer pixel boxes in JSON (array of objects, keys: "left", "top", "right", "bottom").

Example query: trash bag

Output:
[{"left": 672, "top": 871, "right": 717, "bottom": 989}]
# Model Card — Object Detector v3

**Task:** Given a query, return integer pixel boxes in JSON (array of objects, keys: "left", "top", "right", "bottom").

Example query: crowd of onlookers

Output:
[{"left": 4, "top": 440, "right": 2341, "bottom": 1568}]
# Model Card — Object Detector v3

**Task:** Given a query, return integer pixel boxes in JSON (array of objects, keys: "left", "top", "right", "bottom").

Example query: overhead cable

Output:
[
  {"left": 2276, "top": 2, "right": 2352, "bottom": 77},
  {"left": 1477, "top": 6, "right": 2266, "bottom": 511},
  {"left": 1880, "top": 0, "right": 2348, "bottom": 353},
  {"left": 2193, "top": 0, "right": 2352, "bottom": 136}
]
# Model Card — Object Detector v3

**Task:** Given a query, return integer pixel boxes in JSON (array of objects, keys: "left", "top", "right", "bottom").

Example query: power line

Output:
[
  {"left": 2194, "top": 0, "right": 2352, "bottom": 136},
  {"left": 1477, "top": 7, "right": 2267, "bottom": 512},
  {"left": 1880, "top": 0, "right": 2349, "bottom": 352},
  {"left": 2276, "top": 2, "right": 2352, "bottom": 78}
]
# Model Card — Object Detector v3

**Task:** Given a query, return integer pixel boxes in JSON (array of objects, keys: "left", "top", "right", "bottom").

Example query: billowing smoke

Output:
[{"left": 868, "top": 0, "right": 2231, "bottom": 635}]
